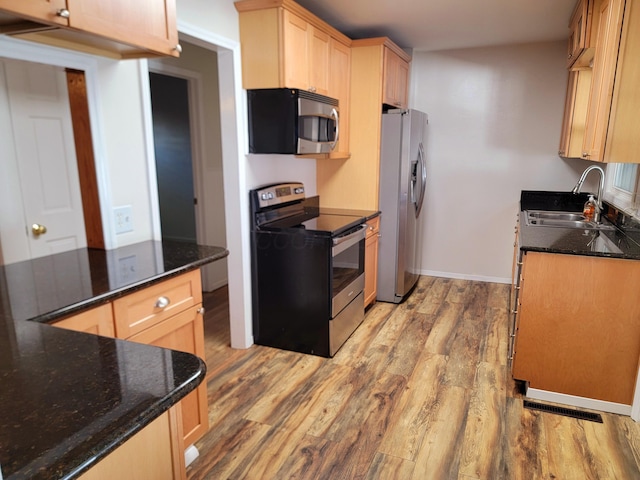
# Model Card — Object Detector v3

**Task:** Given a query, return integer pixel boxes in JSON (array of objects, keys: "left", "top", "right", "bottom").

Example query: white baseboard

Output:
[
  {"left": 204, "top": 278, "right": 228, "bottom": 292},
  {"left": 185, "top": 445, "right": 199, "bottom": 467},
  {"left": 421, "top": 269, "right": 511, "bottom": 285},
  {"left": 526, "top": 387, "right": 632, "bottom": 416}
]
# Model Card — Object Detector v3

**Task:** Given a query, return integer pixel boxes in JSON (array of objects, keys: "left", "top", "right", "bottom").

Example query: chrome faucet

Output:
[{"left": 572, "top": 165, "right": 605, "bottom": 223}]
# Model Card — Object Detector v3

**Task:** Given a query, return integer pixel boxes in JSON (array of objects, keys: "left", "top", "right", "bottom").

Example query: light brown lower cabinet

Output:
[
  {"left": 51, "top": 269, "right": 208, "bottom": 460},
  {"left": 52, "top": 303, "right": 115, "bottom": 337},
  {"left": 127, "top": 304, "right": 208, "bottom": 446},
  {"left": 511, "top": 251, "right": 640, "bottom": 405},
  {"left": 79, "top": 407, "right": 185, "bottom": 480},
  {"left": 364, "top": 215, "right": 381, "bottom": 307}
]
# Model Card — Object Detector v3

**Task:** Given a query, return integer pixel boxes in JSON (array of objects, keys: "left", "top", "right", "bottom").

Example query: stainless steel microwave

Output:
[{"left": 247, "top": 88, "right": 339, "bottom": 155}]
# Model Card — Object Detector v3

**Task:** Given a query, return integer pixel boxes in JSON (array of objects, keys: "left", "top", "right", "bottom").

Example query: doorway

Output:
[
  {"left": 149, "top": 72, "right": 198, "bottom": 243},
  {"left": 0, "top": 58, "right": 103, "bottom": 265},
  {"left": 148, "top": 42, "right": 228, "bottom": 293}
]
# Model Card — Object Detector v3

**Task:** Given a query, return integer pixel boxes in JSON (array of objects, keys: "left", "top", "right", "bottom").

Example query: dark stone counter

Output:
[
  {"left": 519, "top": 191, "right": 640, "bottom": 259},
  {"left": 320, "top": 207, "right": 381, "bottom": 222},
  {"left": 0, "top": 240, "right": 228, "bottom": 480}
]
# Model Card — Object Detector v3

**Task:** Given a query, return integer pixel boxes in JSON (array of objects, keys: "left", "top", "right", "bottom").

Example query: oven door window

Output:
[{"left": 332, "top": 238, "right": 364, "bottom": 299}]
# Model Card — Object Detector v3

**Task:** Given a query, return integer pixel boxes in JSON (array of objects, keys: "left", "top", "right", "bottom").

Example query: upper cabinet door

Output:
[
  {"left": 329, "top": 38, "right": 351, "bottom": 158},
  {"left": 567, "top": 0, "right": 595, "bottom": 68},
  {"left": 282, "top": 9, "right": 330, "bottom": 95},
  {"left": 0, "top": 0, "right": 69, "bottom": 27},
  {"left": 581, "top": 0, "right": 625, "bottom": 161},
  {"left": 283, "top": 9, "right": 310, "bottom": 91},
  {"left": 382, "top": 47, "right": 410, "bottom": 108},
  {"left": 309, "top": 27, "right": 330, "bottom": 95},
  {"left": 65, "top": 0, "right": 179, "bottom": 57}
]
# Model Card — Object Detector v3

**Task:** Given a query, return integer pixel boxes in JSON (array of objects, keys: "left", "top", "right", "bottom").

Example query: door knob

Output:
[{"left": 31, "top": 224, "right": 47, "bottom": 236}]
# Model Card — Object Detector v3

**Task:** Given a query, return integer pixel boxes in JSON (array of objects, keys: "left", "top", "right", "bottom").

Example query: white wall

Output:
[
  {"left": 410, "top": 41, "right": 598, "bottom": 283},
  {"left": 178, "top": 0, "right": 241, "bottom": 43},
  {"left": 94, "top": 58, "right": 155, "bottom": 246}
]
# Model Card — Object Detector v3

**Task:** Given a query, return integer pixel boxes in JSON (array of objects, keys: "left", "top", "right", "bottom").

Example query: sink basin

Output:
[
  {"left": 527, "top": 211, "right": 587, "bottom": 221},
  {"left": 524, "top": 210, "right": 617, "bottom": 230}
]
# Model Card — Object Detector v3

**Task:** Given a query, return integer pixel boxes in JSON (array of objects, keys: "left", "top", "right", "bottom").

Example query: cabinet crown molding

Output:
[
  {"left": 235, "top": 0, "right": 351, "bottom": 45},
  {"left": 351, "top": 36, "right": 411, "bottom": 63}
]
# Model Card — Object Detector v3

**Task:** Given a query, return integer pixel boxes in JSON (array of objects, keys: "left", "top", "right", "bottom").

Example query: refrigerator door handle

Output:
[
  {"left": 410, "top": 160, "right": 418, "bottom": 205},
  {"left": 414, "top": 142, "right": 427, "bottom": 217}
]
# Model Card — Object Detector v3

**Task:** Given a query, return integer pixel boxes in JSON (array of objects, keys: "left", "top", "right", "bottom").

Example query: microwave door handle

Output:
[{"left": 329, "top": 108, "right": 339, "bottom": 151}]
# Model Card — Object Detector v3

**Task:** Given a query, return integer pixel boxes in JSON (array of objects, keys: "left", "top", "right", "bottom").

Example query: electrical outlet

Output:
[{"left": 114, "top": 206, "right": 133, "bottom": 234}]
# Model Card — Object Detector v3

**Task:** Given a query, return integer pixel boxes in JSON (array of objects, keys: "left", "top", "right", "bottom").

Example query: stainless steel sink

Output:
[
  {"left": 524, "top": 210, "right": 617, "bottom": 230},
  {"left": 527, "top": 211, "right": 587, "bottom": 221}
]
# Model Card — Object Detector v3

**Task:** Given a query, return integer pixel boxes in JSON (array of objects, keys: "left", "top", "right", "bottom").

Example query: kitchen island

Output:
[{"left": 0, "top": 240, "right": 228, "bottom": 480}]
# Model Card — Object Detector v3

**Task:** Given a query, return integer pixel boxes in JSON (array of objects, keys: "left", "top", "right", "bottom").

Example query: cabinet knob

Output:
[
  {"left": 56, "top": 9, "right": 70, "bottom": 18},
  {"left": 308, "top": 86, "right": 317, "bottom": 93},
  {"left": 568, "top": 53, "right": 573, "bottom": 59},
  {"left": 582, "top": 152, "right": 589, "bottom": 158},
  {"left": 155, "top": 296, "right": 170, "bottom": 309},
  {"left": 173, "top": 44, "right": 182, "bottom": 54},
  {"left": 558, "top": 150, "right": 565, "bottom": 155},
  {"left": 197, "top": 307, "right": 206, "bottom": 315}
]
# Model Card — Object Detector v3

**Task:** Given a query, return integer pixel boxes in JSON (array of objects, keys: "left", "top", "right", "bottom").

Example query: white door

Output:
[{"left": 0, "top": 59, "right": 86, "bottom": 263}]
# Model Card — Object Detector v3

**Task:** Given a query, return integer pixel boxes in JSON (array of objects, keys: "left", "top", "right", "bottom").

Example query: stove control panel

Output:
[{"left": 253, "top": 182, "right": 305, "bottom": 209}]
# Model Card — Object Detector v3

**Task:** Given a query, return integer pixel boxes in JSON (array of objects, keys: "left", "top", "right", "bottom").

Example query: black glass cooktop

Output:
[
  {"left": 299, "top": 214, "right": 364, "bottom": 236},
  {"left": 264, "top": 213, "right": 364, "bottom": 237}
]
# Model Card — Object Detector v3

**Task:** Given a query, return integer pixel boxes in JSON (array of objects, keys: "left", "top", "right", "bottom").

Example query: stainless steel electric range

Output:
[{"left": 249, "top": 182, "right": 366, "bottom": 357}]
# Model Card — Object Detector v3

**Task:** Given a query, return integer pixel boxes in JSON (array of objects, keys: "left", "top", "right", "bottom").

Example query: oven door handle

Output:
[{"left": 332, "top": 224, "right": 367, "bottom": 256}]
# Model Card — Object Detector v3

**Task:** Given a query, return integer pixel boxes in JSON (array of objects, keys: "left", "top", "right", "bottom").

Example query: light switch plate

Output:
[{"left": 114, "top": 205, "right": 133, "bottom": 234}]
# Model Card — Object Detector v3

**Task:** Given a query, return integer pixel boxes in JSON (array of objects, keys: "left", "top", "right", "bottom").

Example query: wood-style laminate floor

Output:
[{"left": 189, "top": 277, "right": 640, "bottom": 479}]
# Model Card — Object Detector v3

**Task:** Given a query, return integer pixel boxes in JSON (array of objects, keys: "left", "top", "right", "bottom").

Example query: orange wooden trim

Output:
[{"left": 66, "top": 69, "right": 105, "bottom": 249}]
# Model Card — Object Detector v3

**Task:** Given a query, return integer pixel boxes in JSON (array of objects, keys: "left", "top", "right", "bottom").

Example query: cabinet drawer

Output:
[
  {"left": 365, "top": 216, "right": 380, "bottom": 238},
  {"left": 113, "top": 270, "right": 202, "bottom": 339}
]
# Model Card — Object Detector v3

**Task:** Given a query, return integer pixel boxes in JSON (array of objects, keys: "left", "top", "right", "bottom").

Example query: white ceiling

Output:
[{"left": 295, "top": 0, "right": 577, "bottom": 52}]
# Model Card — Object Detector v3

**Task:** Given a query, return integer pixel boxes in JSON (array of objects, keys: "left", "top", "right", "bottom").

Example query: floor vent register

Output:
[{"left": 523, "top": 400, "right": 604, "bottom": 423}]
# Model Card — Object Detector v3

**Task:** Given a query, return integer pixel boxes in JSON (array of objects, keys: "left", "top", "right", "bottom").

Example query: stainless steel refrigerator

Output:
[{"left": 377, "top": 109, "right": 428, "bottom": 303}]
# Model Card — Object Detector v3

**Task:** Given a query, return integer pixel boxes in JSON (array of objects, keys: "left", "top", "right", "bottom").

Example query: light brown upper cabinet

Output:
[
  {"left": 582, "top": 0, "right": 639, "bottom": 163},
  {"left": 282, "top": 10, "right": 330, "bottom": 95},
  {"left": 383, "top": 47, "right": 410, "bottom": 108},
  {"left": 567, "top": 0, "right": 598, "bottom": 68},
  {"left": 236, "top": 0, "right": 351, "bottom": 93},
  {"left": 0, "top": 0, "right": 70, "bottom": 28},
  {"left": 0, "top": 0, "right": 180, "bottom": 59},
  {"left": 318, "top": 37, "right": 411, "bottom": 210},
  {"left": 558, "top": 69, "right": 592, "bottom": 158},
  {"left": 235, "top": 0, "right": 352, "bottom": 158},
  {"left": 328, "top": 38, "right": 351, "bottom": 159}
]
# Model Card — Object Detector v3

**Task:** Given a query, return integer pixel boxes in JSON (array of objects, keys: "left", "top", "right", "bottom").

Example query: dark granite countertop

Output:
[
  {"left": 320, "top": 207, "right": 381, "bottom": 222},
  {"left": 0, "top": 240, "right": 228, "bottom": 480},
  {"left": 518, "top": 191, "right": 640, "bottom": 260}
]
